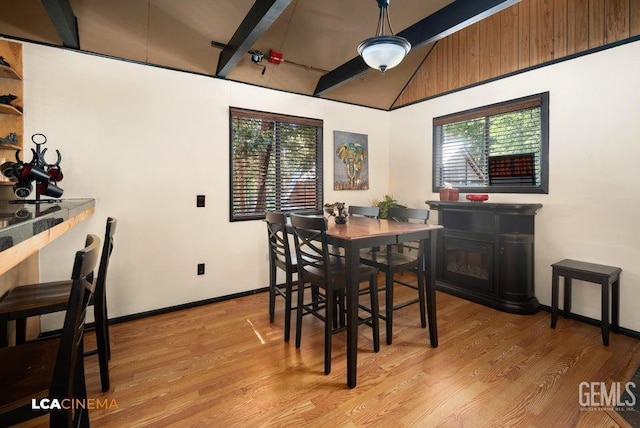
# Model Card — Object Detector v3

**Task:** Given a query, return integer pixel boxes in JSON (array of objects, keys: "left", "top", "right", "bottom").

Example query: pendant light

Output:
[{"left": 357, "top": 0, "right": 411, "bottom": 74}]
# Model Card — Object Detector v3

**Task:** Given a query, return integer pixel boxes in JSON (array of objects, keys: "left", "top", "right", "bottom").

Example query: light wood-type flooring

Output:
[{"left": 18, "top": 273, "right": 640, "bottom": 427}]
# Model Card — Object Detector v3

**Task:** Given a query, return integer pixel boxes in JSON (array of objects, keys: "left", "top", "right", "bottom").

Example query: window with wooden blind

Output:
[
  {"left": 230, "top": 107, "right": 323, "bottom": 221},
  {"left": 433, "top": 92, "right": 549, "bottom": 194}
]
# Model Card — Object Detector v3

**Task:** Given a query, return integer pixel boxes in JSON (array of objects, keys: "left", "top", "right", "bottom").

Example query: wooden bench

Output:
[{"left": 550, "top": 259, "right": 621, "bottom": 346}]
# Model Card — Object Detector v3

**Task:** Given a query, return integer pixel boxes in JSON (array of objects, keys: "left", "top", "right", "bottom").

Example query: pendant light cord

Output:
[{"left": 376, "top": 0, "right": 396, "bottom": 37}]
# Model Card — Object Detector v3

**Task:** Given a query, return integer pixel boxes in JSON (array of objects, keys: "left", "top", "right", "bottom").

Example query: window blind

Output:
[
  {"left": 433, "top": 92, "right": 549, "bottom": 194},
  {"left": 230, "top": 108, "right": 323, "bottom": 221}
]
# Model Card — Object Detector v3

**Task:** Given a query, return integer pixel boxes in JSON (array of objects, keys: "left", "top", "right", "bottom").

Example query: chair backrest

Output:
[
  {"left": 290, "top": 214, "right": 330, "bottom": 284},
  {"left": 265, "top": 211, "right": 294, "bottom": 271},
  {"left": 386, "top": 207, "right": 429, "bottom": 254},
  {"left": 94, "top": 217, "right": 117, "bottom": 306},
  {"left": 387, "top": 207, "right": 429, "bottom": 224},
  {"left": 50, "top": 234, "right": 101, "bottom": 422},
  {"left": 348, "top": 205, "right": 379, "bottom": 218}
]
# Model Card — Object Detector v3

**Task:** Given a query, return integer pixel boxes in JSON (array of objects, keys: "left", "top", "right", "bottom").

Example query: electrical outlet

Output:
[
  {"left": 197, "top": 263, "right": 205, "bottom": 275},
  {"left": 197, "top": 195, "right": 205, "bottom": 207}
]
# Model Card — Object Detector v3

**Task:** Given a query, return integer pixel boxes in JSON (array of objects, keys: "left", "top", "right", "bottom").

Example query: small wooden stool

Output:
[{"left": 550, "top": 259, "right": 621, "bottom": 346}]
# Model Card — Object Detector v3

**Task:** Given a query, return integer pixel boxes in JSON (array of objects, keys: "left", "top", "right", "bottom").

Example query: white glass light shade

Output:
[{"left": 357, "top": 35, "right": 411, "bottom": 73}]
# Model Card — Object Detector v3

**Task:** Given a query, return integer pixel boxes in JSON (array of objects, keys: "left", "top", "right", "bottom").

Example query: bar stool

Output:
[
  {"left": 550, "top": 259, "right": 621, "bottom": 346},
  {"left": 265, "top": 211, "right": 298, "bottom": 342},
  {"left": 359, "top": 207, "right": 430, "bottom": 345},
  {"left": 290, "top": 213, "right": 380, "bottom": 375},
  {"left": 0, "top": 234, "right": 100, "bottom": 427},
  {"left": 0, "top": 217, "right": 117, "bottom": 391}
]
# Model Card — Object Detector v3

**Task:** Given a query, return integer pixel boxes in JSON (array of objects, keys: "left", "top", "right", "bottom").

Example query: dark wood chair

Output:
[
  {"left": 265, "top": 211, "right": 299, "bottom": 342},
  {"left": 359, "top": 207, "right": 429, "bottom": 345},
  {"left": 0, "top": 217, "right": 117, "bottom": 392},
  {"left": 290, "top": 214, "right": 380, "bottom": 375},
  {"left": 348, "top": 205, "right": 379, "bottom": 218},
  {"left": 0, "top": 233, "right": 100, "bottom": 428}
]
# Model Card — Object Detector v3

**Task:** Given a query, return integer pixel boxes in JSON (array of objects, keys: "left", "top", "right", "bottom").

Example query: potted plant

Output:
[{"left": 371, "top": 194, "right": 406, "bottom": 219}]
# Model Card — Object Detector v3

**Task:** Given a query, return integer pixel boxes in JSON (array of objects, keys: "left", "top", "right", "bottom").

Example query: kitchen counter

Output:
[{"left": 0, "top": 198, "right": 95, "bottom": 276}]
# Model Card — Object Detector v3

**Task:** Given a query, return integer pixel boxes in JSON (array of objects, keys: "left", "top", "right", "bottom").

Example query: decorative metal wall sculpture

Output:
[{"left": 0, "top": 133, "right": 64, "bottom": 202}]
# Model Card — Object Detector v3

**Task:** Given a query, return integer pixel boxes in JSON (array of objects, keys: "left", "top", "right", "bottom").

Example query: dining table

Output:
[{"left": 324, "top": 215, "right": 443, "bottom": 388}]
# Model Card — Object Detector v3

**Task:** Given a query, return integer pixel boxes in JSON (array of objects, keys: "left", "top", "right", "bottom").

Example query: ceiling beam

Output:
[
  {"left": 40, "top": 0, "right": 80, "bottom": 49},
  {"left": 314, "top": 0, "right": 521, "bottom": 96},
  {"left": 216, "top": 0, "right": 292, "bottom": 77}
]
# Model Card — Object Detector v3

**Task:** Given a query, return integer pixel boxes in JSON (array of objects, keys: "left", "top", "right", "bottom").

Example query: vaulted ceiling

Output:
[{"left": 0, "top": 0, "right": 518, "bottom": 110}]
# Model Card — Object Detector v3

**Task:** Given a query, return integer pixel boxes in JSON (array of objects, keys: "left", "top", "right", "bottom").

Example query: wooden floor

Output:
[{"left": 19, "top": 274, "right": 640, "bottom": 427}]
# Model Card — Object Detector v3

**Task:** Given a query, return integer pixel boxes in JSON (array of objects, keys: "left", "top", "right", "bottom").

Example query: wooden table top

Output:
[{"left": 326, "top": 216, "right": 442, "bottom": 241}]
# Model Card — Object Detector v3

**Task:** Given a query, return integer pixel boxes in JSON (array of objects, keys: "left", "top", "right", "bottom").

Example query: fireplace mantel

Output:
[
  {"left": 426, "top": 201, "right": 542, "bottom": 215},
  {"left": 426, "top": 200, "right": 542, "bottom": 314}
]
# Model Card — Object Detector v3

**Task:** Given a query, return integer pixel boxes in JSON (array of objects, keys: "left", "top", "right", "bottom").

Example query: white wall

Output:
[
  {"left": 390, "top": 40, "right": 640, "bottom": 331},
  {"left": 15, "top": 41, "right": 390, "bottom": 328},
  {"left": 14, "top": 37, "right": 640, "bottom": 333}
]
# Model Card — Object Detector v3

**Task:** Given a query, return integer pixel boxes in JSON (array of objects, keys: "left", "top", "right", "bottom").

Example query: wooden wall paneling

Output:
[
  {"left": 554, "top": 0, "right": 569, "bottom": 58},
  {"left": 459, "top": 25, "right": 480, "bottom": 87},
  {"left": 540, "top": 0, "right": 554, "bottom": 62},
  {"left": 568, "top": 0, "right": 590, "bottom": 53},
  {"left": 446, "top": 32, "right": 460, "bottom": 90},
  {"left": 398, "top": 47, "right": 433, "bottom": 105},
  {"left": 479, "top": 13, "right": 502, "bottom": 81},
  {"left": 457, "top": 26, "right": 469, "bottom": 86},
  {"left": 392, "top": 0, "right": 636, "bottom": 108},
  {"left": 394, "top": 70, "right": 411, "bottom": 106},
  {"left": 400, "top": 71, "right": 418, "bottom": 105},
  {"left": 589, "top": 0, "right": 606, "bottom": 46},
  {"left": 424, "top": 43, "right": 439, "bottom": 98},
  {"left": 519, "top": 1, "right": 532, "bottom": 68},
  {"left": 436, "top": 38, "right": 448, "bottom": 94},
  {"left": 500, "top": 4, "right": 521, "bottom": 74},
  {"left": 530, "top": 0, "right": 555, "bottom": 64},
  {"left": 631, "top": 0, "right": 640, "bottom": 35},
  {"left": 605, "top": 0, "right": 630, "bottom": 42},
  {"left": 394, "top": 87, "right": 407, "bottom": 107}
]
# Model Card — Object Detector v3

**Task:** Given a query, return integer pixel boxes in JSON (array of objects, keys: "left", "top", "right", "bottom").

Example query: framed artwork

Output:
[{"left": 333, "top": 130, "right": 369, "bottom": 190}]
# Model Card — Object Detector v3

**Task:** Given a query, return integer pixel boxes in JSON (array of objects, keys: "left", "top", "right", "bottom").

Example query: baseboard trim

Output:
[
  {"left": 539, "top": 304, "right": 640, "bottom": 340},
  {"left": 40, "top": 287, "right": 269, "bottom": 338},
  {"left": 42, "top": 291, "right": 640, "bottom": 342},
  {"left": 108, "top": 287, "right": 269, "bottom": 325}
]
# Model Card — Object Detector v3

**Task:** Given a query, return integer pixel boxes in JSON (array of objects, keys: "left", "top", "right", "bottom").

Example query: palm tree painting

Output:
[{"left": 334, "top": 131, "right": 369, "bottom": 190}]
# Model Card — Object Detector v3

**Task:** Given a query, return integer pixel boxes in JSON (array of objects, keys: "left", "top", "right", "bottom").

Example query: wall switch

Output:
[
  {"left": 197, "top": 195, "right": 205, "bottom": 207},
  {"left": 197, "top": 263, "right": 205, "bottom": 275}
]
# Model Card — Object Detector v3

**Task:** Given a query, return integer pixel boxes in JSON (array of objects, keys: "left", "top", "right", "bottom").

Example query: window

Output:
[
  {"left": 229, "top": 107, "right": 323, "bottom": 221},
  {"left": 433, "top": 92, "right": 549, "bottom": 194}
]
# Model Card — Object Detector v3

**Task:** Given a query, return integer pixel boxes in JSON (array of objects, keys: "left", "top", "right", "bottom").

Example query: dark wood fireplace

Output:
[
  {"left": 444, "top": 236, "right": 493, "bottom": 291},
  {"left": 425, "top": 201, "right": 542, "bottom": 314}
]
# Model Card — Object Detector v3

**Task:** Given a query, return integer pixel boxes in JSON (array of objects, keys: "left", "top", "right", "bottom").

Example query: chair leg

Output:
[
  {"left": 295, "top": 279, "right": 305, "bottom": 348},
  {"left": 268, "top": 263, "right": 276, "bottom": 323},
  {"left": 370, "top": 274, "right": 380, "bottom": 353},
  {"left": 103, "top": 298, "right": 111, "bottom": 360},
  {"left": 75, "top": 344, "right": 90, "bottom": 428},
  {"left": 283, "top": 272, "right": 293, "bottom": 342},
  {"left": 324, "top": 286, "right": 333, "bottom": 375},
  {"left": 51, "top": 346, "right": 87, "bottom": 427},
  {"left": 93, "top": 304, "right": 111, "bottom": 392},
  {"left": 417, "top": 266, "right": 427, "bottom": 328},
  {"left": 385, "top": 270, "right": 394, "bottom": 345}
]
